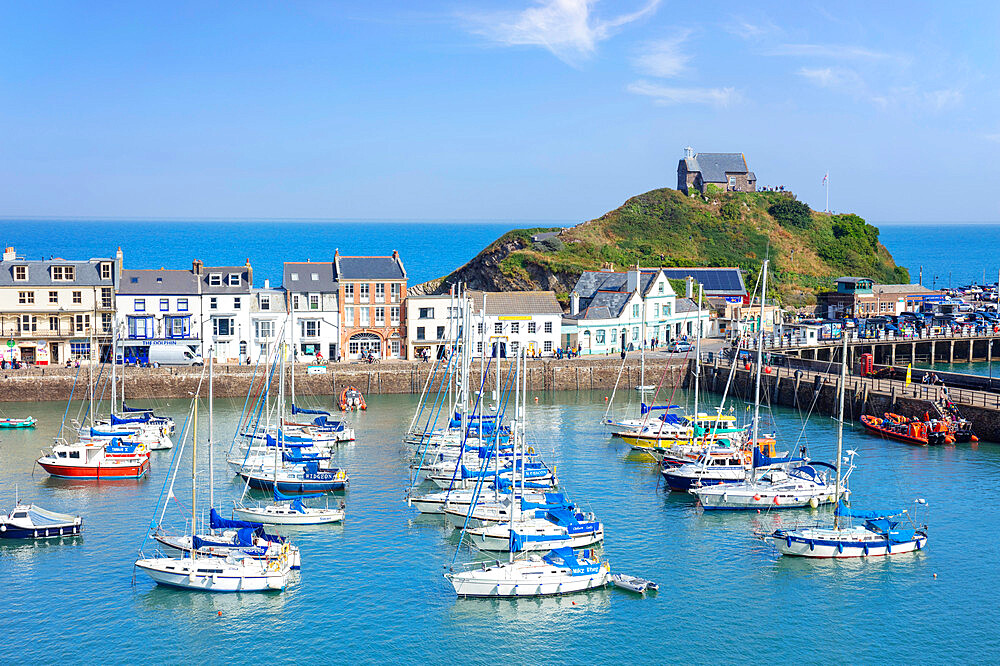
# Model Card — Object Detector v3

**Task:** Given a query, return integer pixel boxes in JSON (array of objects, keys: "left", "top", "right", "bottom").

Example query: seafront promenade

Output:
[{"left": 0, "top": 354, "right": 688, "bottom": 403}]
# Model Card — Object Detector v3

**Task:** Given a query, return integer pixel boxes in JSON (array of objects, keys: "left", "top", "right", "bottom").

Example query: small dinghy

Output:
[
  {"left": 0, "top": 416, "right": 37, "bottom": 429},
  {"left": 0, "top": 497, "right": 82, "bottom": 539},
  {"left": 610, "top": 574, "right": 658, "bottom": 594}
]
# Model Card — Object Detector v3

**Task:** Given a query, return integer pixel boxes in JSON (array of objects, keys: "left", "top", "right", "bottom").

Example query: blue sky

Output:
[{"left": 1, "top": 1, "right": 996, "bottom": 223}]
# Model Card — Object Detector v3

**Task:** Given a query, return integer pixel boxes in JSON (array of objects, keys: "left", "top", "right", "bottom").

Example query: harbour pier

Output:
[{"left": 693, "top": 352, "right": 1000, "bottom": 442}]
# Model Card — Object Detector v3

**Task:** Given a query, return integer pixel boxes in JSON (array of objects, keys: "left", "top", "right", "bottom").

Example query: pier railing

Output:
[{"left": 731, "top": 325, "right": 1000, "bottom": 351}]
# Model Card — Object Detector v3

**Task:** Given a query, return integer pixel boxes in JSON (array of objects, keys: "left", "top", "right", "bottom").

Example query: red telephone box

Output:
[{"left": 859, "top": 353, "right": 874, "bottom": 376}]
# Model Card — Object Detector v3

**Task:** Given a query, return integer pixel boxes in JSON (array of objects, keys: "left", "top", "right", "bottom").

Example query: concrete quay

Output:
[
  {"left": 0, "top": 355, "right": 689, "bottom": 403},
  {"left": 695, "top": 357, "right": 1000, "bottom": 442}
]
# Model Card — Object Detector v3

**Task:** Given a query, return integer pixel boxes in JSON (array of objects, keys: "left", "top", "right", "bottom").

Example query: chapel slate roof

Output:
[
  {"left": 336, "top": 255, "right": 406, "bottom": 280},
  {"left": 0, "top": 258, "right": 115, "bottom": 288},
  {"left": 283, "top": 262, "right": 337, "bottom": 291},
  {"left": 468, "top": 291, "right": 562, "bottom": 316},
  {"left": 683, "top": 153, "right": 750, "bottom": 183}
]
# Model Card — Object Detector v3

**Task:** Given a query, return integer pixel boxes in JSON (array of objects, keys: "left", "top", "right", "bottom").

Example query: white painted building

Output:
[
  {"left": 406, "top": 294, "right": 459, "bottom": 360},
  {"left": 562, "top": 268, "right": 711, "bottom": 356},
  {"left": 116, "top": 260, "right": 254, "bottom": 363},
  {"left": 468, "top": 291, "right": 562, "bottom": 358},
  {"left": 284, "top": 261, "right": 339, "bottom": 362},
  {"left": 249, "top": 281, "right": 288, "bottom": 362}
]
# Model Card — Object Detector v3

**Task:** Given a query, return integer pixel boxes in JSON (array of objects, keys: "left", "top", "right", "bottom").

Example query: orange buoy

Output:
[
  {"left": 744, "top": 363, "right": 751, "bottom": 370},
  {"left": 971, "top": 435, "right": 980, "bottom": 442},
  {"left": 604, "top": 396, "right": 609, "bottom": 401},
  {"left": 764, "top": 366, "right": 772, "bottom": 374}
]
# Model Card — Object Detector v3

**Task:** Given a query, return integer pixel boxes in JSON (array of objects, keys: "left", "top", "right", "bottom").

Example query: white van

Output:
[{"left": 148, "top": 345, "right": 204, "bottom": 367}]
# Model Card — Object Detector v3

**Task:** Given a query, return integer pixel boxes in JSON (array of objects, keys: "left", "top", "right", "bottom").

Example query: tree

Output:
[{"left": 768, "top": 198, "right": 812, "bottom": 228}]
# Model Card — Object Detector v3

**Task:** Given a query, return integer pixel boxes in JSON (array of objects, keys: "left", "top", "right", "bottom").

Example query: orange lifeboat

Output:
[{"left": 339, "top": 386, "right": 366, "bottom": 412}]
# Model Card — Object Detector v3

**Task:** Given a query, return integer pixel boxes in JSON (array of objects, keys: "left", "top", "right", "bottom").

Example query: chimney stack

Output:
[
  {"left": 2, "top": 247, "right": 15, "bottom": 261},
  {"left": 570, "top": 291, "right": 580, "bottom": 315},
  {"left": 245, "top": 258, "right": 253, "bottom": 287},
  {"left": 627, "top": 266, "right": 640, "bottom": 294},
  {"left": 685, "top": 276, "right": 694, "bottom": 299},
  {"left": 192, "top": 259, "right": 203, "bottom": 275}
]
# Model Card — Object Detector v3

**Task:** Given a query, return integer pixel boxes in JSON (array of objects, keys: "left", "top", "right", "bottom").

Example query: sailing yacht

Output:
[
  {"left": 135, "top": 371, "right": 291, "bottom": 592},
  {"left": 445, "top": 547, "right": 609, "bottom": 597},
  {"left": 767, "top": 328, "right": 929, "bottom": 557},
  {"left": 693, "top": 273, "right": 849, "bottom": 511}
]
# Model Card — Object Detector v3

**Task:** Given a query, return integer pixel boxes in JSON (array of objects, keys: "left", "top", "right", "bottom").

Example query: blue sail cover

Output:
[
  {"left": 640, "top": 404, "right": 680, "bottom": 415},
  {"left": 834, "top": 501, "right": 904, "bottom": 520},
  {"left": 546, "top": 507, "right": 600, "bottom": 534},
  {"left": 209, "top": 507, "right": 263, "bottom": 531},
  {"left": 111, "top": 413, "right": 151, "bottom": 425},
  {"left": 265, "top": 433, "right": 311, "bottom": 449},
  {"left": 292, "top": 404, "right": 331, "bottom": 416},
  {"left": 752, "top": 448, "right": 806, "bottom": 468},
  {"left": 284, "top": 451, "right": 329, "bottom": 463},
  {"left": 509, "top": 529, "right": 569, "bottom": 551},
  {"left": 542, "top": 547, "right": 601, "bottom": 576},
  {"left": 90, "top": 427, "right": 124, "bottom": 437}
]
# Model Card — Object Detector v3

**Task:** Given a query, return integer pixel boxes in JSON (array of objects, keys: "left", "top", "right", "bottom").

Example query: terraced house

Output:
[
  {"left": 336, "top": 250, "right": 407, "bottom": 360},
  {"left": 116, "top": 259, "right": 253, "bottom": 363},
  {"left": 0, "top": 246, "right": 118, "bottom": 364},
  {"left": 563, "top": 267, "right": 710, "bottom": 355}
]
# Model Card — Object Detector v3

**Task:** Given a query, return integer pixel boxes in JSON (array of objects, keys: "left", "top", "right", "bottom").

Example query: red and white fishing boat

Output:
[{"left": 36, "top": 438, "right": 150, "bottom": 479}]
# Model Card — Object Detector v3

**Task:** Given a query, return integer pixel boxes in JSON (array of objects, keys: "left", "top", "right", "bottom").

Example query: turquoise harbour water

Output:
[{"left": 3, "top": 388, "right": 1000, "bottom": 662}]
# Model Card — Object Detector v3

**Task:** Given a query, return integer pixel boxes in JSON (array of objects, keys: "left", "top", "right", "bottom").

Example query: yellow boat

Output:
[{"left": 619, "top": 413, "right": 744, "bottom": 452}]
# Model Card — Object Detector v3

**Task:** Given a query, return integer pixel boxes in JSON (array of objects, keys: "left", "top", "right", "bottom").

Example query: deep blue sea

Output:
[
  {"left": 0, "top": 219, "right": 565, "bottom": 287},
  {"left": 1, "top": 219, "right": 997, "bottom": 291}
]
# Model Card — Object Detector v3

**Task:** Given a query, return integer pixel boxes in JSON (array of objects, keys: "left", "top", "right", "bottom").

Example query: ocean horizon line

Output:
[{"left": 0, "top": 216, "right": 576, "bottom": 226}]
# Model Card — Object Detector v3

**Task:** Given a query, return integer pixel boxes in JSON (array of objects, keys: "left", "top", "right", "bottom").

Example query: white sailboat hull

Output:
[
  {"left": 771, "top": 528, "right": 928, "bottom": 558},
  {"left": 445, "top": 560, "right": 609, "bottom": 597},
  {"left": 135, "top": 557, "right": 287, "bottom": 592},
  {"left": 233, "top": 505, "right": 344, "bottom": 525}
]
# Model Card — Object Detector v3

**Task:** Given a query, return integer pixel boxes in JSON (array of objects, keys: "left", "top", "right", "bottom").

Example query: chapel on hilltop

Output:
[{"left": 677, "top": 147, "right": 756, "bottom": 195}]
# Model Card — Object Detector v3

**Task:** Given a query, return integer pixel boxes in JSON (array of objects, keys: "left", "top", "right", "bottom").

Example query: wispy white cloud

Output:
[
  {"left": 798, "top": 66, "right": 865, "bottom": 91},
  {"left": 799, "top": 67, "right": 962, "bottom": 112},
  {"left": 767, "top": 43, "right": 904, "bottom": 63},
  {"left": 632, "top": 31, "right": 692, "bottom": 78},
  {"left": 724, "top": 17, "right": 780, "bottom": 41},
  {"left": 627, "top": 80, "right": 740, "bottom": 107},
  {"left": 462, "top": 0, "right": 661, "bottom": 65}
]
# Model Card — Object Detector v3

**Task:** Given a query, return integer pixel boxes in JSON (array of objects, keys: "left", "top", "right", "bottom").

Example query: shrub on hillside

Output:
[
  {"left": 719, "top": 201, "right": 741, "bottom": 221},
  {"left": 768, "top": 198, "right": 812, "bottom": 228}
]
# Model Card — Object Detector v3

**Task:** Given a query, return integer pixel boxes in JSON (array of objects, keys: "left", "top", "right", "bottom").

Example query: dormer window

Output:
[
  {"left": 228, "top": 273, "right": 240, "bottom": 286},
  {"left": 311, "top": 273, "right": 319, "bottom": 281},
  {"left": 51, "top": 265, "right": 75, "bottom": 281},
  {"left": 130, "top": 277, "right": 138, "bottom": 283},
  {"left": 291, "top": 273, "right": 299, "bottom": 281},
  {"left": 209, "top": 273, "right": 222, "bottom": 286},
  {"left": 13, "top": 265, "right": 27, "bottom": 281},
  {"left": 100, "top": 263, "right": 112, "bottom": 280}
]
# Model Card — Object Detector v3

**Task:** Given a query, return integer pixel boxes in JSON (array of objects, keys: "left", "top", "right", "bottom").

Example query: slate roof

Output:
[
  {"left": 569, "top": 270, "right": 664, "bottom": 320},
  {"left": 336, "top": 255, "right": 406, "bottom": 280},
  {"left": 674, "top": 297, "right": 703, "bottom": 313},
  {"left": 118, "top": 265, "right": 251, "bottom": 295},
  {"left": 284, "top": 262, "right": 337, "bottom": 292},
  {"left": 683, "top": 153, "right": 750, "bottom": 183},
  {"left": 119, "top": 269, "right": 198, "bottom": 295},
  {"left": 0, "top": 258, "right": 114, "bottom": 287},
  {"left": 660, "top": 267, "right": 747, "bottom": 297},
  {"left": 200, "top": 266, "right": 251, "bottom": 294},
  {"left": 468, "top": 290, "right": 562, "bottom": 316},
  {"left": 835, "top": 276, "right": 873, "bottom": 285},
  {"left": 872, "top": 283, "right": 938, "bottom": 295}
]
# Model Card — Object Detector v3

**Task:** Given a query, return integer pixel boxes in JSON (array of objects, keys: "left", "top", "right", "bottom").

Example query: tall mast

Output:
[
  {"left": 508, "top": 350, "right": 520, "bottom": 565},
  {"left": 290, "top": 290, "right": 295, "bottom": 408},
  {"left": 208, "top": 348, "right": 214, "bottom": 510},
  {"left": 191, "top": 394, "right": 198, "bottom": 561},
  {"left": 693, "top": 283, "right": 703, "bottom": 420},
  {"left": 111, "top": 324, "right": 116, "bottom": 419},
  {"left": 640, "top": 284, "right": 646, "bottom": 390},
  {"left": 751, "top": 260, "right": 768, "bottom": 447},
  {"left": 833, "top": 325, "right": 848, "bottom": 528}
]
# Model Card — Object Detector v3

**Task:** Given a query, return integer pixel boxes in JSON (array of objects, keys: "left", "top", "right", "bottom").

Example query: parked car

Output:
[{"left": 666, "top": 341, "right": 694, "bottom": 353}]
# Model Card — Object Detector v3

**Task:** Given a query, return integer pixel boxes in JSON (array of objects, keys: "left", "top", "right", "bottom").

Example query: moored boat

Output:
[
  {"left": 36, "top": 438, "right": 149, "bottom": 479},
  {"left": 0, "top": 500, "right": 83, "bottom": 539},
  {"left": 445, "top": 547, "right": 609, "bottom": 597}
]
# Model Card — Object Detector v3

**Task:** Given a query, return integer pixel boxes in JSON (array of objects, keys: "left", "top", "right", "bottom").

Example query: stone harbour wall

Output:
[{"left": 0, "top": 357, "right": 690, "bottom": 403}]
